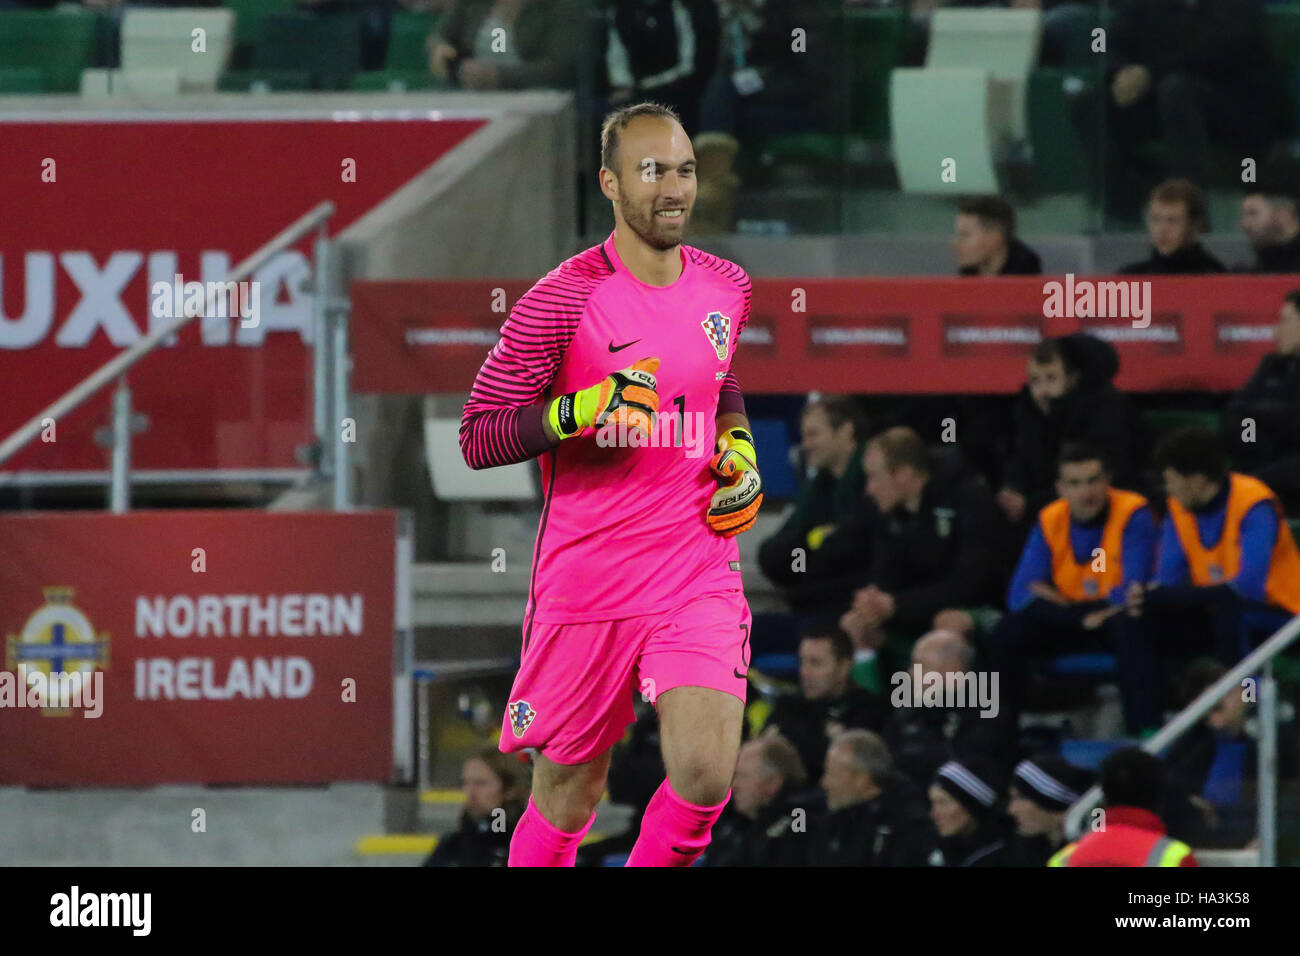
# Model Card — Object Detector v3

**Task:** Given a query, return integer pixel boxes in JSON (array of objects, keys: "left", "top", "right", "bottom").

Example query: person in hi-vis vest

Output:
[
  {"left": 985, "top": 442, "right": 1161, "bottom": 734},
  {"left": 1049, "top": 748, "right": 1198, "bottom": 867},
  {"left": 1128, "top": 427, "right": 1300, "bottom": 668}
]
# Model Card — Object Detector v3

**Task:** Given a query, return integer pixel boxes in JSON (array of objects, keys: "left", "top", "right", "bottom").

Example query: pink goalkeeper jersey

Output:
[{"left": 460, "top": 231, "right": 752, "bottom": 627}]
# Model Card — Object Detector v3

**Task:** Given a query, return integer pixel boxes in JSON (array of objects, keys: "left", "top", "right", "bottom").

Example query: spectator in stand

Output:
[
  {"left": 1221, "top": 289, "right": 1300, "bottom": 514},
  {"left": 598, "top": 0, "right": 720, "bottom": 135},
  {"left": 760, "top": 624, "right": 887, "bottom": 781},
  {"left": 701, "top": 735, "right": 814, "bottom": 867},
  {"left": 1118, "top": 179, "right": 1225, "bottom": 275},
  {"left": 758, "top": 396, "right": 874, "bottom": 615},
  {"left": 1128, "top": 427, "right": 1300, "bottom": 670},
  {"left": 883, "top": 630, "right": 1017, "bottom": 789},
  {"left": 1164, "top": 658, "right": 1300, "bottom": 850},
  {"left": 798, "top": 729, "right": 936, "bottom": 867},
  {"left": 422, "top": 748, "right": 529, "bottom": 866},
  {"left": 838, "top": 427, "right": 1005, "bottom": 672},
  {"left": 1050, "top": 748, "right": 1198, "bottom": 866},
  {"left": 1240, "top": 179, "right": 1300, "bottom": 274},
  {"left": 428, "top": 0, "right": 584, "bottom": 91},
  {"left": 927, "top": 758, "right": 1014, "bottom": 867},
  {"left": 1100, "top": 0, "right": 1281, "bottom": 221},
  {"left": 985, "top": 443, "right": 1161, "bottom": 734},
  {"left": 953, "top": 196, "right": 1042, "bottom": 276},
  {"left": 1006, "top": 754, "right": 1095, "bottom": 866},
  {"left": 997, "top": 335, "right": 1147, "bottom": 529}
]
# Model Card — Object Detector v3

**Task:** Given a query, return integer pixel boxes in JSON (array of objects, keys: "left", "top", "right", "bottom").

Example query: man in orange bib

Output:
[
  {"left": 1129, "top": 427, "right": 1300, "bottom": 667},
  {"left": 985, "top": 443, "right": 1160, "bottom": 734}
]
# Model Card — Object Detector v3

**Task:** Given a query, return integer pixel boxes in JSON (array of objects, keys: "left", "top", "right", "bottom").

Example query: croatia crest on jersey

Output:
[
  {"left": 701, "top": 311, "right": 732, "bottom": 361},
  {"left": 508, "top": 699, "right": 537, "bottom": 738}
]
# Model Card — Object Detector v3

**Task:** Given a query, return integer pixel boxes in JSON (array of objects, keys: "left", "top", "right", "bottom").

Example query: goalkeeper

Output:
[{"left": 459, "top": 104, "right": 762, "bottom": 867}]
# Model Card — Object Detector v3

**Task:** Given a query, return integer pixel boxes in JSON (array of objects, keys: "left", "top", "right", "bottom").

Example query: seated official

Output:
[
  {"left": 701, "top": 735, "right": 815, "bottom": 867},
  {"left": 1128, "top": 427, "right": 1300, "bottom": 667},
  {"left": 758, "top": 396, "right": 874, "bottom": 613},
  {"left": 985, "top": 443, "right": 1160, "bottom": 734},
  {"left": 1006, "top": 755, "right": 1096, "bottom": 866},
  {"left": 839, "top": 427, "right": 1006, "bottom": 675},
  {"left": 927, "top": 758, "right": 1015, "bottom": 867},
  {"left": 760, "top": 625, "right": 887, "bottom": 782}
]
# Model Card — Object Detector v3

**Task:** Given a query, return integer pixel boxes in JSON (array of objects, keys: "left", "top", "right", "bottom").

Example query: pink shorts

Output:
[{"left": 499, "top": 587, "right": 752, "bottom": 765}]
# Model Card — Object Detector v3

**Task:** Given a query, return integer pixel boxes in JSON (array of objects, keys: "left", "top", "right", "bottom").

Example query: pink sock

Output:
[
  {"left": 625, "top": 779, "right": 731, "bottom": 867},
  {"left": 507, "top": 795, "right": 596, "bottom": 867}
]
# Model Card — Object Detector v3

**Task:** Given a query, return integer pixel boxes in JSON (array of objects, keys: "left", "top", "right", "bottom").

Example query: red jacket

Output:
[{"left": 1049, "top": 807, "right": 1199, "bottom": 867}]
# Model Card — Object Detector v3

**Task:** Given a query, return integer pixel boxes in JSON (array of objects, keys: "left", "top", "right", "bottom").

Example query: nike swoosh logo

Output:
[
  {"left": 671, "top": 845, "right": 693, "bottom": 855},
  {"left": 733, "top": 668, "right": 747, "bottom": 680},
  {"left": 608, "top": 338, "right": 641, "bottom": 353}
]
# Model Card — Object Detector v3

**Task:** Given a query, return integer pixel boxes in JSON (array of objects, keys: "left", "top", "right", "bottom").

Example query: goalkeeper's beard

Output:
[{"left": 620, "top": 195, "right": 689, "bottom": 251}]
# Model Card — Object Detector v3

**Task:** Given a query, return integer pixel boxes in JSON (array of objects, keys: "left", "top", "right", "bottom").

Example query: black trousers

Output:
[{"left": 985, "top": 602, "right": 1161, "bottom": 734}]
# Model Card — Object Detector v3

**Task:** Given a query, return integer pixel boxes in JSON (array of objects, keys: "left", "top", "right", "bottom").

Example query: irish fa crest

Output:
[
  {"left": 5, "top": 587, "right": 110, "bottom": 716},
  {"left": 701, "top": 311, "right": 732, "bottom": 361},
  {"left": 507, "top": 699, "right": 537, "bottom": 738}
]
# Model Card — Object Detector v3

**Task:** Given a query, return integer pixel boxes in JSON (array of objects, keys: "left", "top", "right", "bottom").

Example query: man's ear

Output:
[{"left": 599, "top": 167, "right": 620, "bottom": 202}]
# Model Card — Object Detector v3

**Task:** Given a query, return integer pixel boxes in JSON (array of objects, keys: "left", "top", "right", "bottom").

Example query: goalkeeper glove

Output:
[
  {"left": 707, "top": 427, "right": 763, "bottom": 536},
  {"left": 546, "top": 357, "right": 660, "bottom": 440}
]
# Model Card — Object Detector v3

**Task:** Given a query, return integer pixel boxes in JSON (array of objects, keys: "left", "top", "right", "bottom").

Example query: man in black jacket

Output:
[
  {"left": 1101, "top": 0, "right": 1282, "bottom": 217},
  {"left": 882, "top": 629, "right": 1018, "bottom": 789},
  {"left": 997, "top": 334, "right": 1147, "bottom": 529},
  {"left": 762, "top": 625, "right": 888, "bottom": 780},
  {"left": 798, "top": 729, "right": 936, "bottom": 867},
  {"left": 839, "top": 427, "right": 1008, "bottom": 660},
  {"left": 953, "top": 196, "right": 1042, "bottom": 276},
  {"left": 1221, "top": 289, "right": 1300, "bottom": 514},
  {"left": 702, "top": 735, "right": 815, "bottom": 867},
  {"left": 1119, "top": 179, "right": 1226, "bottom": 275},
  {"left": 1240, "top": 179, "right": 1300, "bottom": 274},
  {"left": 758, "top": 397, "right": 874, "bottom": 614}
]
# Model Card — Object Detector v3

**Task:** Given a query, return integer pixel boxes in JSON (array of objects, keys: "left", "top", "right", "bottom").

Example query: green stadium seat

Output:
[
  {"left": 226, "top": 0, "right": 294, "bottom": 66},
  {"left": 218, "top": 69, "right": 313, "bottom": 93},
  {"left": 844, "top": 8, "right": 908, "bottom": 141},
  {"left": 0, "top": 9, "right": 99, "bottom": 93},
  {"left": 252, "top": 11, "right": 361, "bottom": 91},
  {"left": 1265, "top": 7, "right": 1300, "bottom": 137},
  {"left": 1028, "top": 67, "right": 1102, "bottom": 193},
  {"left": 385, "top": 10, "right": 441, "bottom": 72},
  {"left": 350, "top": 69, "right": 441, "bottom": 93},
  {"left": 0, "top": 66, "right": 45, "bottom": 93},
  {"left": 1142, "top": 409, "right": 1221, "bottom": 439}
]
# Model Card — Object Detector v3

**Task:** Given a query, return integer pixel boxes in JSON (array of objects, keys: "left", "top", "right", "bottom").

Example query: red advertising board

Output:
[
  {"left": 351, "top": 275, "right": 1297, "bottom": 394},
  {"left": 0, "top": 510, "right": 397, "bottom": 786},
  {"left": 0, "top": 115, "right": 485, "bottom": 472}
]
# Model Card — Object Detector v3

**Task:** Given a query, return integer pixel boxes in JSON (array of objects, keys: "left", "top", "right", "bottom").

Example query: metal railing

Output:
[
  {"left": 0, "top": 201, "right": 351, "bottom": 510},
  {"left": 1065, "top": 611, "right": 1300, "bottom": 866}
]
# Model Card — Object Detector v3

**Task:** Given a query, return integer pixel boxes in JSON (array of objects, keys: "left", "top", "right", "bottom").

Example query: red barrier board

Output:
[
  {"left": 350, "top": 276, "right": 1297, "bottom": 394},
  {"left": 0, "top": 115, "right": 485, "bottom": 472},
  {"left": 0, "top": 510, "right": 397, "bottom": 786}
]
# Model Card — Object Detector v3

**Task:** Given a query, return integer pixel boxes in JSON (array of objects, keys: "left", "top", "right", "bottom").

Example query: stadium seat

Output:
[
  {"left": 1047, "top": 653, "right": 1117, "bottom": 679},
  {"left": 0, "top": 9, "right": 98, "bottom": 93},
  {"left": 845, "top": 7, "right": 909, "bottom": 142},
  {"left": 423, "top": 415, "right": 534, "bottom": 502},
  {"left": 218, "top": 69, "right": 313, "bottom": 93},
  {"left": 601, "top": 853, "right": 630, "bottom": 866},
  {"left": 0, "top": 66, "right": 45, "bottom": 93},
  {"left": 1027, "top": 68, "right": 1101, "bottom": 193},
  {"left": 890, "top": 67, "right": 1001, "bottom": 194},
  {"left": 227, "top": 0, "right": 294, "bottom": 64},
  {"left": 81, "top": 67, "right": 182, "bottom": 98},
  {"left": 385, "top": 10, "right": 442, "bottom": 72},
  {"left": 1059, "top": 737, "right": 1133, "bottom": 771},
  {"left": 253, "top": 11, "right": 361, "bottom": 91},
  {"left": 751, "top": 653, "right": 799, "bottom": 680},
  {"left": 350, "top": 70, "right": 439, "bottom": 93},
  {"left": 1265, "top": 7, "right": 1300, "bottom": 137},
  {"left": 121, "top": 8, "right": 235, "bottom": 91},
  {"left": 747, "top": 418, "right": 798, "bottom": 500},
  {"left": 924, "top": 9, "right": 1042, "bottom": 141}
]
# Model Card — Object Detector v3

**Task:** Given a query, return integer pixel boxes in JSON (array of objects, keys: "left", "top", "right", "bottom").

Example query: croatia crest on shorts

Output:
[
  {"left": 507, "top": 699, "right": 537, "bottom": 738},
  {"left": 701, "top": 311, "right": 731, "bottom": 361}
]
